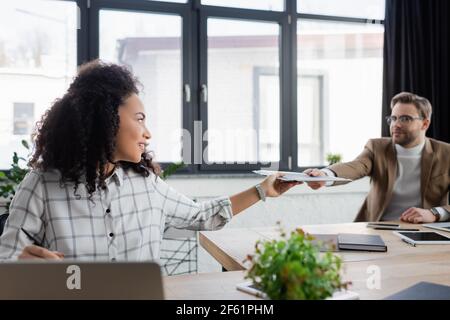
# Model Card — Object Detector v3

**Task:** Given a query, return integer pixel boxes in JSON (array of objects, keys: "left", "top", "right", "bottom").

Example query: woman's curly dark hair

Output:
[{"left": 29, "top": 60, "right": 160, "bottom": 197}]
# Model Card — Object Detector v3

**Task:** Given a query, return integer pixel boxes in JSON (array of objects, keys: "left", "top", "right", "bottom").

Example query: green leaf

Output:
[
  {"left": 21, "top": 140, "right": 29, "bottom": 150},
  {"left": 12, "top": 152, "right": 18, "bottom": 165},
  {"left": 161, "top": 161, "right": 185, "bottom": 180}
]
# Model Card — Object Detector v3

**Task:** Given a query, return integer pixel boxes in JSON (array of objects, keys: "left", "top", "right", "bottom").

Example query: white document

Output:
[
  {"left": 423, "top": 222, "right": 450, "bottom": 233},
  {"left": 253, "top": 170, "right": 352, "bottom": 182}
]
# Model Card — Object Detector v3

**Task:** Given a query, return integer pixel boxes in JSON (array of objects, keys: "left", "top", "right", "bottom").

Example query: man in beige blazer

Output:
[{"left": 305, "top": 92, "right": 449, "bottom": 223}]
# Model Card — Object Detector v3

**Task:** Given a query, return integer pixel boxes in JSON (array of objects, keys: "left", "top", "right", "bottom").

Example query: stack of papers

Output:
[{"left": 253, "top": 170, "right": 352, "bottom": 183}]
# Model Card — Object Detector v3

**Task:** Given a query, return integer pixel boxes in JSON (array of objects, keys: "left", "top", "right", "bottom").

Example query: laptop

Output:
[{"left": 0, "top": 260, "right": 164, "bottom": 300}]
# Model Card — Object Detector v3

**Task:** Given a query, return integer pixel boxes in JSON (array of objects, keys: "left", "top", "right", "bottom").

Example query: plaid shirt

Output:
[{"left": 0, "top": 167, "right": 232, "bottom": 261}]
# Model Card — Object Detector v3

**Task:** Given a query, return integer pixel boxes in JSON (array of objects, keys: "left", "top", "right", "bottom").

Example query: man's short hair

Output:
[{"left": 390, "top": 92, "right": 432, "bottom": 119}]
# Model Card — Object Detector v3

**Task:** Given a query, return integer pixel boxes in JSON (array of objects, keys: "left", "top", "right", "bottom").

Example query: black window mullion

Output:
[
  {"left": 187, "top": 1, "right": 200, "bottom": 174},
  {"left": 181, "top": 4, "right": 196, "bottom": 174},
  {"left": 93, "top": 0, "right": 189, "bottom": 13},
  {"left": 75, "top": 0, "right": 89, "bottom": 65},
  {"left": 279, "top": 11, "right": 293, "bottom": 172},
  {"left": 287, "top": 0, "right": 298, "bottom": 172},
  {"left": 199, "top": 5, "right": 284, "bottom": 21},
  {"left": 87, "top": 0, "right": 99, "bottom": 60},
  {"left": 298, "top": 13, "right": 384, "bottom": 25},
  {"left": 198, "top": 10, "right": 209, "bottom": 170}
]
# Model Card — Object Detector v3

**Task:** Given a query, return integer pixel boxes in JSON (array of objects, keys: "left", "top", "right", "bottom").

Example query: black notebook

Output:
[
  {"left": 337, "top": 234, "right": 387, "bottom": 252},
  {"left": 385, "top": 282, "right": 450, "bottom": 300}
]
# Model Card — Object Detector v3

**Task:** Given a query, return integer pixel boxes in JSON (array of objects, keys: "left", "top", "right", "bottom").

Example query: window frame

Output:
[
  {"left": 293, "top": 12, "right": 384, "bottom": 170},
  {"left": 1, "top": 0, "right": 384, "bottom": 173},
  {"left": 87, "top": 0, "right": 195, "bottom": 174},
  {"left": 197, "top": 5, "right": 287, "bottom": 172}
]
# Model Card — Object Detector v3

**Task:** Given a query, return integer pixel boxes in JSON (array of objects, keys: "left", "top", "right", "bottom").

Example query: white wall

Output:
[{"left": 164, "top": 175, "right": 370, "bottom": 273}]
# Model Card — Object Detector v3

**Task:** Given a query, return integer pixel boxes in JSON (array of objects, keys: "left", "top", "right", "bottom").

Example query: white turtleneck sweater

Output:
[
  {"left": 381, "top": 142, "right": 424, "bottom": 221},
  {"left": 323, "top": 141, "right": 448, "bottom": 222}
]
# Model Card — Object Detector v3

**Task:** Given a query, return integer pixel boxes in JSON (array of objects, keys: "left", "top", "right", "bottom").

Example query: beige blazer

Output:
[{"left": 328, "top": 138, "right": 450, "bottom": 222}]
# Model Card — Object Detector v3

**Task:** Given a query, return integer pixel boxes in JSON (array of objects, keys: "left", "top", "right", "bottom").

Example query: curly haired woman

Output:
[{"left": 0, "top": 60, "right": 300, "bottom": 261}]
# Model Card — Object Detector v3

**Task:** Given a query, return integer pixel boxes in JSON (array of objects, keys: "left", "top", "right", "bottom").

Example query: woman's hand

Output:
[
  {"left": 229, "top": 173, "right": 302, "bottom": 215},
  {"left": 18, "top": 245, "right": 64, "bottom": 260},
  {"left": 261, "top": 173, "right": 302, "bottom": 197}
]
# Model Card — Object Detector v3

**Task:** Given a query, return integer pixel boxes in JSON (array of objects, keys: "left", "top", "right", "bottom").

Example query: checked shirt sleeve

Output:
[
  {"left": 152, "top": 176, "right": 233, "bottom": 231},
  {"left": 0, "top": 171, "right": 45, "bottom": 260}
]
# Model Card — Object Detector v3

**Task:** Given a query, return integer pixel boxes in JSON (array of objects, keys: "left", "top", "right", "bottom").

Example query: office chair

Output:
[{"left": 0, "top": 213, "right": 8, "bottom": 236}]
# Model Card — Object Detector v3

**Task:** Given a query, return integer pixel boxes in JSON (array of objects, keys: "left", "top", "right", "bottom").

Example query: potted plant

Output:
[
  {"left": 0, "top": 140, "right": 30, "bottom": 212},
  {"left": 326, "top": 153, "right": 342, "bottom": 165},
  {"left": 244, "top": 224, "right": 349, "bottom": 300},
  {"left": 0, "top": 140, "right": 30, "bottom": 235},
  {"left": 161, "top": 161, "right": 185, "bottom": 180}
]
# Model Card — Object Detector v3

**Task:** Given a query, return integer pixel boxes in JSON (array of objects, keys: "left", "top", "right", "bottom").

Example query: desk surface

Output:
[
  {"left": 164, "top": 270, "right": 255, "bottom": 300},
  {"left": 192, "top": 222, "right": 450, "bottom": 299}
]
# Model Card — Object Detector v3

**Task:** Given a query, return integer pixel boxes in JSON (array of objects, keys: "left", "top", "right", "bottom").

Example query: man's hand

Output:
[
  {"left": 303, "top": 168, "right": 326, "bottom": 190},
  {"left": 261, "top": 173, "right": 302, "bottom": 197},
  {"left": 400, "top": 207, "right": 437, "bottom": 224},
  {"left": 18, "top": 245, "right": 64, "bottom": 260}
]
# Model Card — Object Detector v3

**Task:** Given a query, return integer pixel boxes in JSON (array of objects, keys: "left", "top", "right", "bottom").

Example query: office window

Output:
[
  {"left": 0, "top": 0, "right": 77, "bottom": 169},
  {"left": 1, "top": 0, "right": 385, "bottom": 173},
  {"left": 13, "top": 103, "right": 34, "bottom": 135},
  {"left": 297, "top": 0, "right": 386, "bottom": 20},
  {"left": 201, "top": 0, "right": 284, "bottom": 11},
  {"left": 297, "top": 20, "right": 384, "bottom": 165},
  {"left": 206, "top": 18, "right": 280, "bottom": 163},
  {"left": 99, "top": 10, "right": 183, "bottom": 163}
]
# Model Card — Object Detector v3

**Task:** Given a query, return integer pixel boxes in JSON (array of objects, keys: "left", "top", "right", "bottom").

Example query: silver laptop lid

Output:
[{"left": 0, "top": 261, "right": 164, "bottom": 300}]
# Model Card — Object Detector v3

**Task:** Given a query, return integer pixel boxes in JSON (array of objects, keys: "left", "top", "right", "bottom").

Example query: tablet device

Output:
[
  {"left": 423, "top": 222, "right": 450, "bottom": 233},
  {"left": 393, "top": 231, "right": 450, "bottom": 245}
]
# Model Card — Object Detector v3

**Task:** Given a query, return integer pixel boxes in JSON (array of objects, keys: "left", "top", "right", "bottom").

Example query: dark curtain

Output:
[{"left": 382, "top": 0, "right": 450, "bottom": 142}]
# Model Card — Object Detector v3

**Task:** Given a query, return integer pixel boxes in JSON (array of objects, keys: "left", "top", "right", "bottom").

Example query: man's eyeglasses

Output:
[{"left": 386, "top": 115, "right": 424, "bottom": 125}]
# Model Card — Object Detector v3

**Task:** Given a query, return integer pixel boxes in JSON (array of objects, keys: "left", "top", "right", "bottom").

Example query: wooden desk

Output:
[
  {"left": 164, "top": 271, "right": 254, "bottom": 300},
  {"left": 194, "top": 222, "right": 450, "bottom": 299},
  {"left": 164, "top": 254, "right": 450, "bottom": 300}
]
